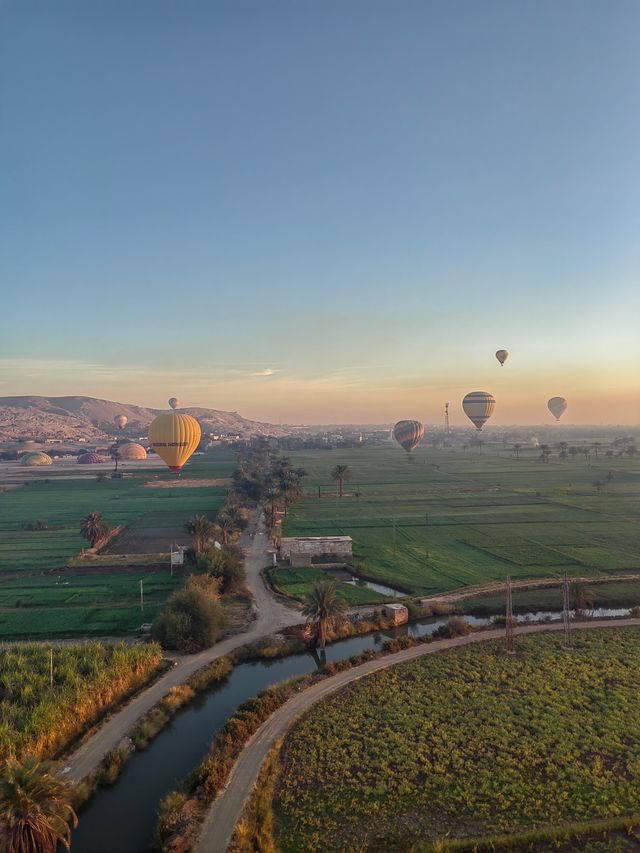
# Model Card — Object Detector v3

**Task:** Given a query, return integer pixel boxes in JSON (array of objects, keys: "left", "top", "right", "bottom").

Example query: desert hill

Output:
[{"left": 0, "top": 395, "right": 287, "bottom": 443}]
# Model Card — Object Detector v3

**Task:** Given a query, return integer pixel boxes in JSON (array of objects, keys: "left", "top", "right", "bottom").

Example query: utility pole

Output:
[
  {"left": 425, "top": 512, "right": 429, "bottom": 565},
  {"left": 49, "top": 648, "right": 53, "bottom": 689},
  {"left": 392, "top": 517, "right": 397, "bottom": 559},
  {"left": 562, "top": 570, "right": 572, "bottom": 650},
  {"left": 140, "top": 579, "right": 144, "bottom": 614},
  {"left": 505, "top": 576, "right": 515, "bottom": 655}
]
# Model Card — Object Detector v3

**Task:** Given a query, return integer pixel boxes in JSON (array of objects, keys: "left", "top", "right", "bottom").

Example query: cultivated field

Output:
[
  {"left": 0, "top": 641, "right": 163, "bottom": 761},
  {"left": 284, "top": 445, "right": 640, "bottom": 596},
  {"left": 0, "top": 451, "right": 235, "bottom": 637},
  {"left": 274, "top": 628, "right": 640, "bottom": 851}
]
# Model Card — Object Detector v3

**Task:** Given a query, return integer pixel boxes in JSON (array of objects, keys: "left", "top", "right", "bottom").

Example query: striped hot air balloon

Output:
[
  {"left": 114, "top": 414, "right": 128, "bottom": 430},
  {"left": 495, "top": 349, "right": 509, "bottom": 366},
  {"left": 462, "top": 392, "right": 496, "bottom": 431},
  {"left": 392, "top": 420, "right": 425, "bottom": 453},
  {"left": 548, "top": 397, "right": 567, "bottom": 421},
  {"left": 149, "top": 410, "right": 201, "bottom": 473}
]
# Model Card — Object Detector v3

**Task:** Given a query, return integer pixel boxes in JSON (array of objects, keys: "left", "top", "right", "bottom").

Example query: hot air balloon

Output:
[
  {"left": 495, "top": 349, "right": 509, "bottom": 366},
  {"left": 392, "top": 420, "right": 425, "bottom": 453},
  {"left": 168, "top": 397, "right": 179, "bottom": 410},
  {"left": 20, "top": 452, "right": 53, "bottom": 467},
  {"left": 548, "top": 397, "right": 567, "bottom": 422},
  {"left": 462, "top": 391, "right": 496, "bottom": 431},
  {"left": 148, "top": 410, "right": 201, "bottom": 473},
  {"left": 117, "top": 442, "right": 147, "bottom": 460},
  {"left": 114, "top": 414, "right": 128, "bottom": 430}
]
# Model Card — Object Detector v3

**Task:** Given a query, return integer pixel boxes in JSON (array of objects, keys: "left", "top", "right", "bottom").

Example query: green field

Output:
[
  {"left": 284, "top": 446, "right": 640, "bottom": 596},
  {"left": 0, "top": 641, "right": 163, "bottom": 761},
  {"left": 274, "top": 628, "right": 640, "bottom": 851},
  {"left": 270, "top": 567, "right": 387, "bottom": 605},
  {"left": 0, "top": 451, "right": 235, "bottom": 637}
]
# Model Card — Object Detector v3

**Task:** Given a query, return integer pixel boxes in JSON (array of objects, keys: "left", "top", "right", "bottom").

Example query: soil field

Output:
[
  {"left": 284, "top": 446, "right": 640, "bottom": 596},
  {"left": 274, "top": 627, "right": 640, "bottom": 851}
]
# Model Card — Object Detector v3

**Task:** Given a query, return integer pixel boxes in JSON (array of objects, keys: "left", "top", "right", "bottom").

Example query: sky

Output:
[{"left": 1, "top": 0, "right": 639, "bottom": 425}]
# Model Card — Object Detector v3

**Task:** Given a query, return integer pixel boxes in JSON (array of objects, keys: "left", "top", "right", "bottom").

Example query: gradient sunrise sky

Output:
[{"left": 1, "top": 0, "right": 639, "bottom": 425}]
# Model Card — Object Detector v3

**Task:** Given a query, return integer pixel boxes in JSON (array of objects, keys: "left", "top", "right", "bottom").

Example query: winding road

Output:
[
  {"left": 63, "top": 512, "right": 300, "bottom": 782},
  {"left": 195, "top": 617, "right": 640, "bottom": 853}
]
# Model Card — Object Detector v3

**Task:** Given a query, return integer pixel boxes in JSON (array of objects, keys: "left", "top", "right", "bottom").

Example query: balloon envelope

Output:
[
  {"left": 462, "top": 391, "right": 496, "bottom": 431},
  {"left": 392, "top": 420, "right": 424, "bottom": 453},
  {"left": 117, "top": 442, "right": 147, "bottom": 461},
  {"left": 168, "top": 397, "right": 179, "bottom": 410},
  {"left": 20, "top": 452, "right": 53, "bottom": 467},
  {"left": 548, "top": 397, "right": 567, "bottom": 421},
  {"left": 495, "top": 349, "right": 509, "bottom": 366},
  {"left": 148, "top": 412, "right": 201, "bottom": 473},
  {"left": 114, "top": 414, "right": 128, "bottom": 429}
]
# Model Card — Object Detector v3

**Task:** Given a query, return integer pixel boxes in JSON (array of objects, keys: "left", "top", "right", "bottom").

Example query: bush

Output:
[
  {"left": 433, "top": 616, "right": 472, "bottom": 639},
  {"left": 152, "top": 585, "right": 224, "bottom": 652}
]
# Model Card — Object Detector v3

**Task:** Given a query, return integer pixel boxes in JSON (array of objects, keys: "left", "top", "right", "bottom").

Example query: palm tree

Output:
[
  {"left": 214, "top": 513, "right": 238, "bottom": 546},
  {"left": 330, "top": 464, "right": 351, "bottom": 498},
  {"left": 302, "top": 580, "right": 346, "bottom": 649},
  {"left": 185, "top": 514, "right": 215, "bottom": 553},
  {"left": 0, "top": 754, "right": 77, "bottom": 852},
  {"left": 80, "top": 511, "right": 108, "bottom": 547}
]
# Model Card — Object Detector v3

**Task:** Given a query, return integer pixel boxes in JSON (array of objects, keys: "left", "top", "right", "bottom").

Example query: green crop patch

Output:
[
  {"left": 284, "top": 447, "right": 640, "bottom": 595},
  {"left": 274, "top": 628, "right": 640, "bottom": 851}
]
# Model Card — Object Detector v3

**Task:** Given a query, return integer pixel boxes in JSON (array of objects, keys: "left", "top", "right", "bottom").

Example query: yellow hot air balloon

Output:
[
  {"left": 168, "top": 397, "right": 180, "bottom": 410},
  {"left": 149, "top": 412, "right": 201, "bottom": 473},
  {"left": 114, "top": 414, "right": 128, "bottom": 430},
  {"left": 495, "top": 349, "right": 509, "bottom": 366},
  {"left": 462, "top": 391, "right": 496, "bottom": 431},
  {"left": 548, "top": 396, "right": 567, "bottom": 421}
]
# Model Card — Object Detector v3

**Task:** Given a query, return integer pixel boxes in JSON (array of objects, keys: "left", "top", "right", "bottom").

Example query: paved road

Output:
[
  {"left": 63, "top": 512, "right": 300, "bottom": 782},
  {"left": 195, "top": 617, "right": 640, "bottom": 853}
]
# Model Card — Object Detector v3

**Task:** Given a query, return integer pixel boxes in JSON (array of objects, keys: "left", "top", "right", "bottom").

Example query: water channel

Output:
[{"left": 71, "top": 606, "right": 631, "bottom": 852}]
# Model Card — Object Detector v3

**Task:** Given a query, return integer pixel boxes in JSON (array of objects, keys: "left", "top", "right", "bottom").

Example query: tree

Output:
[
  {"left": 572, "top": 583, "right": 595, "bottom": 618},
  {"left": 214, "top": 512, "right": 238, "bottom": 546},
  {"left": 80, "top": 511, "right": 108, "bottom": 548},
  {"left": 512, "top": 444, "right": 521, "bottom": 459},
  {"left": 302, "top": 580, "right": 346, "bottom": 649},
  {"left": 0, "top": 754, "right": 77, "bottom": 853},
  {"left": 185, "top": 514, "right": 215, "bottom": 553},
  {"left": 330, "top": 464, "right": 351, "bottom": 498},
  {"left": 152, "top": 580, "right": 224, "bottom": 651}
]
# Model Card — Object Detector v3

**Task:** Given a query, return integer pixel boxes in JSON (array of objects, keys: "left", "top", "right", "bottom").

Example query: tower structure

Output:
[
  {"left": 505, "top": 575, "right": 515, "bottom": 655},
  {"left": 562, "top": 570, "right": 572, "bottom": 650},
  {"left": 444, "top": 402, "right": 451, "bottom": 436}
]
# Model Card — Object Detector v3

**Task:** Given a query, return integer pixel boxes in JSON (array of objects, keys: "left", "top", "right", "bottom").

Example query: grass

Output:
[
  {"left": 284, "top": 446, "right": 640, "bottom": 596},
  {"left": 273, "top": 627, "right": 640, "bottom": 852},
  {"left": 270, "top": 567, "right": 387, "bottom": 605},
  {"left": 0, "top": 450, "right": 235, "bottom": 637}
]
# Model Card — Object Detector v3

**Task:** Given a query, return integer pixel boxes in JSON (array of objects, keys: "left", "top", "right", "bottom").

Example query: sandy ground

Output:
[{"left": 143, "top": 478, "right": 232, "bottom": 488}]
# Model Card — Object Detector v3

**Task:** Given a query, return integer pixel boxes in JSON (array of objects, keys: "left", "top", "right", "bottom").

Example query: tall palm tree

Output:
[
  {"left": 330, "top": 464, "right": 351, "bottom": 498},
  {"left": 0, "top": 754, "right": 77, "bottom": 853},
  {"left": 185, "top": 514, "right": 215, "bottom": 553},
  {"left": 214, "top": 513, "right": 237, "bottom": 546},
  {"left": 80, "top": 511, "right": 108, "bottom": 547},
  {"left": 302, "top": 580, "right": 346, "bottom": 649}
]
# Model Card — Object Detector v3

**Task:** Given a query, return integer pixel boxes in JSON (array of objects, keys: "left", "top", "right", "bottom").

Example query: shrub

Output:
[
  {"left": 433, "top": 616, "right": 472, "bottom": 639},
  {"left": 152, "top": 585, "right": 224, "bottom": 652}
]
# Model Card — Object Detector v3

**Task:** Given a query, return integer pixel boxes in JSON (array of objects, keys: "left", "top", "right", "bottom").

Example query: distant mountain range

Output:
[{"left": 0, "top": 396, "right": 288, "bottom": 443}]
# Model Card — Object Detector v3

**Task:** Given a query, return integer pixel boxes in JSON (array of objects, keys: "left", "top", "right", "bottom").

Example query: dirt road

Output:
[
  {"left": 195, "top": 617, "right": 640, "bottom": 853},
  {"left": 63, "top": 512, "right": 300, "bottom": 782}
]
